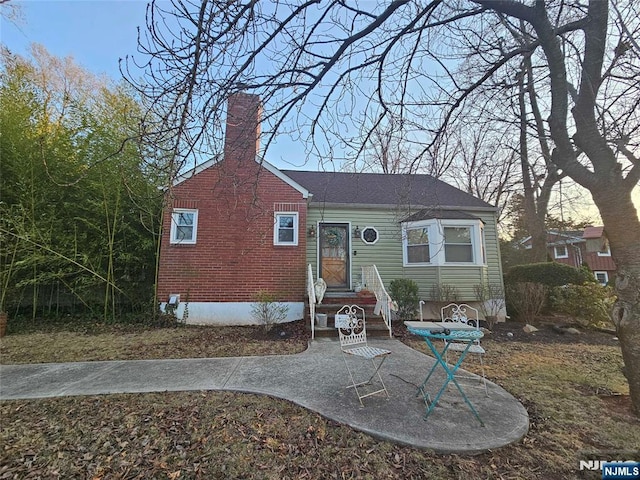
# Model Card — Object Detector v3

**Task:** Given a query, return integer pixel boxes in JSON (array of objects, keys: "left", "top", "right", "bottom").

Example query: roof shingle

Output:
[{"left": 281, "top": 170, "right": 493, "bottom": 209}]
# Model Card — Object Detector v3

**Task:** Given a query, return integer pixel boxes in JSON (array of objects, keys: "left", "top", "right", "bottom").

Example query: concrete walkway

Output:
[{"left": 0, "top": 338, "right": 528, "bottom": 454}]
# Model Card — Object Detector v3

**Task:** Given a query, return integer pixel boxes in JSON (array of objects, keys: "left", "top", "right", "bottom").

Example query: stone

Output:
[{"left": 523, "top": 324, "right": 539, "bottom": 333}]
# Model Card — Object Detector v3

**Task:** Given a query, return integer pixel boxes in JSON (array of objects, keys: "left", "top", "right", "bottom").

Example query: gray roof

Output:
[
  {"left": 402, "top": 209, "right": 482, "bottom": 223},
  {"left": 281, "top": 170, "right": 493, "bottom": 210}
]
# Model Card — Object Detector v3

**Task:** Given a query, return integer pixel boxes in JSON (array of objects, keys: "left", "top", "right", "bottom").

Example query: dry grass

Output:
[
  {"left": 1, "top": 320, "right": 639, "bottom": 479},
  {"left": 0, "top": 322, "right": 308, "bottom": 364}
]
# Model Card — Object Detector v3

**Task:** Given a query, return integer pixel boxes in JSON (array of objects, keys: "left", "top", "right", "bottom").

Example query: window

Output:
[
  {"left": 480, "top": 225, "right": 486, "bottom": 264},
  {"left": 554, "top": 245, "right": 568, "bottom": 259},
  {"left": 170, "top": 209, "right": 198, "bottom": 244},
  {"left": 402, "top": 219, "right": 486, "bottom": 266},
  {"left": 444, "top": 227, "right": 473, "bottom": 263},
  {"left": 274, "top": 212, "right": 298, "bottom": 246},
  {"left": 361, "top": 226, "right": 379, "bottom": 245},
  {"left": 594, "top": 271, "right": 608, "bottom": 285},
  {"left": 597, "top": 240, "right": 611, "bottom": 256},
  {"left": 406, "top": 227, "right": 431, "bottom": 264}
]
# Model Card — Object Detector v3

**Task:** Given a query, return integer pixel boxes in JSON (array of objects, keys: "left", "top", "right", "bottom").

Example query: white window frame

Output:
[
  {"left": 554, "top": 245, "right": 568, "bottom": 259},
  {"left": 443, "top": 225, "right": 475, "bottom": 263},
  {"left": 170, "top": 208, "right": 198, "bottom": 244},
  {"left": 597, "top": 241, "right": 611, "bottom": 256},
  {"left": 594, "top": 271, "right": 609, "bottom": 285},
  {"left": 361, "top": 226, "right": 379, "bottom": 245},
  {"left": 274, "top": 212, "right": 299, "bottom": 246},
  {"left": 402, "top": 218, "right": 485, "bottom": 267},
  {"left": 480, "top": 224, "right": 487, "bottom": 264},
  {"left": 403, "top": 222, "right": 432, "bottom": 265}
]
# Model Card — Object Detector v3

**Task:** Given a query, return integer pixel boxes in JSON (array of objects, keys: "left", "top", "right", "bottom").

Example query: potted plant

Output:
[{"left": 356, "top": 287, "right": 377, "bottom": 305}]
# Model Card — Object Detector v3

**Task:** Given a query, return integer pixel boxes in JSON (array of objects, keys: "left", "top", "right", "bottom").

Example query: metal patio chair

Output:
[
  {"left": 336, "top": 304, "right": 391, "bottom": 406},
  {"left": 441, "top": 303, "right": 488, "bottom": 395}
]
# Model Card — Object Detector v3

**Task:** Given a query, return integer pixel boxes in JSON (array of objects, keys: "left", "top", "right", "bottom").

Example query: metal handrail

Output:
[
  {"left": 361, "top": 265, "right": 393, "bottom": 337},
  {"left": 307, "top": 264, "right": 316, "bottom": 339}
]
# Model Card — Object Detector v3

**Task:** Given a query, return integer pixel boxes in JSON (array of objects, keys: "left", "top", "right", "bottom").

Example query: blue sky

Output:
[
  {"left": 1, "top": 0, "right": 306, "bottom": 168},
  {"left": 1, "top": 0, "right": 149, "bottom": 79},
  {"left": 1, "top": 1, "right": 638, "bottom": 218}
]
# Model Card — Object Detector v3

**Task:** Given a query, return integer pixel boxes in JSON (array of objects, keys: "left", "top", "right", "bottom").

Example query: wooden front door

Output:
[{"left": 319, "top": 223, "right": 350, "bottom": 289}]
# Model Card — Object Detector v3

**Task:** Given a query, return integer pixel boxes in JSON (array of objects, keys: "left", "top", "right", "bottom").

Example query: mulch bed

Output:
[{"left": 486, "top": 318, "right": 618, "bottom": 346}]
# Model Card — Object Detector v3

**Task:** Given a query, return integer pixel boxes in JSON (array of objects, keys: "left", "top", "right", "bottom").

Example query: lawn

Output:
[{"left": 1, "top": 318, "right": 638, "bottom": 479}]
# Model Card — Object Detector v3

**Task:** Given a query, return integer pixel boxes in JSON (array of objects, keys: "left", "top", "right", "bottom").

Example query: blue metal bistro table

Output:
[{"left": 404, "top": 321, "right": 485, "bottom": 426}]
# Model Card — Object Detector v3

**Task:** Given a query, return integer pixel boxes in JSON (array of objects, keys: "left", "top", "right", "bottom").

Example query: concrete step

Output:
[
  {"left": 307, "top": 315, "right": 391, "bottom": 338},
  {"left": 305, "top": 290, "right": 391, "bottom": 338},
  {"left": 312, "top": 327, "right": 392, "bottom": 338}
]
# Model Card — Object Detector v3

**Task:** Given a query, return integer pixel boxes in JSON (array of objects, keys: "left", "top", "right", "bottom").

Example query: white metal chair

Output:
[
  {"left": 441, "top": 303, "right": 488, "bottom": 395},
  {"left": 336, "top": 304, "right": 391, "bottom": 406}
]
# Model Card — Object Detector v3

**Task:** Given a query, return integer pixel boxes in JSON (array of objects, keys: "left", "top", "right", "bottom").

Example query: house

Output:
[
  {"left": 581, "top": 226, "right": 616, "bottom": 285},
  {"left": 520, "top": 227, "right": 616, "bottom": 285},
  {"left": 157, "top": 93, "right": 505, "bottom": 328}
]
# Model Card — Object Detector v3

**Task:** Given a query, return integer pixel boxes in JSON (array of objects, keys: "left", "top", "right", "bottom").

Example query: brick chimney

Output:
[{"left": 223, "top": 92, "right": 262, "bottom": 165}]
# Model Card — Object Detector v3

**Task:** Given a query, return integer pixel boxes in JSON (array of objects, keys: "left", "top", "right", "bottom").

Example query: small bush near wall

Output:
[
  {"left": 505, "top": 262, "right": 595, "bottom": 287},
  {"left": 389, "top": 279, "right": 419, "bottom": 321},
  {"left": 505, "top": 282, "right": 547, "bottom": 323},
  {"left": 473, "top": 282, "right": 505, "bottom": 328},
  {"left": 251, "top": 291, "right": 289, "bottom": 332},
  {"left": 549, "top": 283, "right": 616, "bottom": 328},
  {"left": 428, "top": 283, "right": 459, "bottom": 306}
]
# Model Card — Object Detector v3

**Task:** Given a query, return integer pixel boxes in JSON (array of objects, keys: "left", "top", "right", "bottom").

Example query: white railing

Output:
[
  {"left": 362, "top": 265, "right": 393, "bottom": 337},
  {"left": 307, "top": 264, "right": 316, "bottom": 339}
]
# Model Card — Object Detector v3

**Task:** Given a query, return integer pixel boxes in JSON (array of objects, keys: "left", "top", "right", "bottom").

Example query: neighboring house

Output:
[
  {"left": 157, "top": 93, "right": 505, "bottom": 326},
  {"left": 581, "top": 226, "right": 616, "bottom": 285},
  {"left": 519, "top": 227, "right": 616, "bottom": 285}
]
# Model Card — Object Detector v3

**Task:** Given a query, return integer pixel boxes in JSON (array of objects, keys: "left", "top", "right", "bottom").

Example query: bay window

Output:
[
  {"left": 444, "top": 227, "right": 473, "bottom": 262},
  {"left": 403, "top": 218, "right": 485, "bottom": 266},
  {"left": 406, "top": 226, "right": 431, "bottom": 264}
]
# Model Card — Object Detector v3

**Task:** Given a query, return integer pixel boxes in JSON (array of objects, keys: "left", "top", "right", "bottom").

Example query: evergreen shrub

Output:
[{"left": 389, "top": 279, "right": 419, "bottom": 320}]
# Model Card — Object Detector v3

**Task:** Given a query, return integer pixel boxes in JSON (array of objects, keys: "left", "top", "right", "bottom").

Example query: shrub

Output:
[
  {"left": 549, "top": 283, "right": 616, "bottom": 328},
  {"left": 504, "top": 262, "right": 595, "bottom": 287},
  {"left": 505, "top": 282, "right": 547, "bottom": 323},
  {"left": 428, "top": 283, "right": 459, "bottom": 305},
  {"left": 250, "top": 291, "right": 289, "bottom": 332},
  {"left": 473, "top": 282, "right": 505, "bottom": 328},
  {"left": 389, "top": 279, "right": 419, "bottom": 320}
]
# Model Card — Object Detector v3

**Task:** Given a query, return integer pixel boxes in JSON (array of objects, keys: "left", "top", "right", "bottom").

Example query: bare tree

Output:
[
  {"left": 0, "top": 0, "right": 22, "bottom": 24},
  {"left": 127, "top": 1, "right": 640, "bottom": 414},
  {"left": 342, "top": 116, "right": 413, "bottom": 173},
  {"left": 439, "top": 123, "right": 520, "bottom": 223}
]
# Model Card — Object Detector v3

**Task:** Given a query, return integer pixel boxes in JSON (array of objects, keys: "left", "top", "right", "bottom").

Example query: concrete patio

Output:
[{"left": 0, "top": 338, "right": 529, "bottom": 454}]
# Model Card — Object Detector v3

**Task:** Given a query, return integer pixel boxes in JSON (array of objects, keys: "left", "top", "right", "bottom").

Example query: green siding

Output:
[{"left": 305, "top": 205, "right": 504, "bottom": 303}]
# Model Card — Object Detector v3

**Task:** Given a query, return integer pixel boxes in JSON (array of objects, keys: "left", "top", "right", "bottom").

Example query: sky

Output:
[
  {"left": 1, "top": 1, "right": 639, "bottom": 222},
  {"left": 1, "top": 0, "right": 148, "bottom": 79},
  {"left": 0, "top": 0, "right": 304, "bottom": 166}
]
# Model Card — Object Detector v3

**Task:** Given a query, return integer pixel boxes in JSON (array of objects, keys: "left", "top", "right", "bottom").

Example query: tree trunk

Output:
[
  {"left": 529, "top": 215, "right": 548, "bottom": 263},
  {"left": 593, "top": 188, "right": 640, "bottom": 416}
]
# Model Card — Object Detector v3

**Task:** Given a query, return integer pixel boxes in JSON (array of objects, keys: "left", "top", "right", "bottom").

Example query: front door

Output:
[{"left": 319, "top": 223, "right": 350, "bottom": 289}]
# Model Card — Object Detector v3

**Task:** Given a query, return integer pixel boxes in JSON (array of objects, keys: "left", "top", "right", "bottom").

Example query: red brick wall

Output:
[
  {"left": 157, "top": 160, "right": 307, "bottom": 304},
  {"left": 224, "top": 93, "right": 261, "bottom": 166}
]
